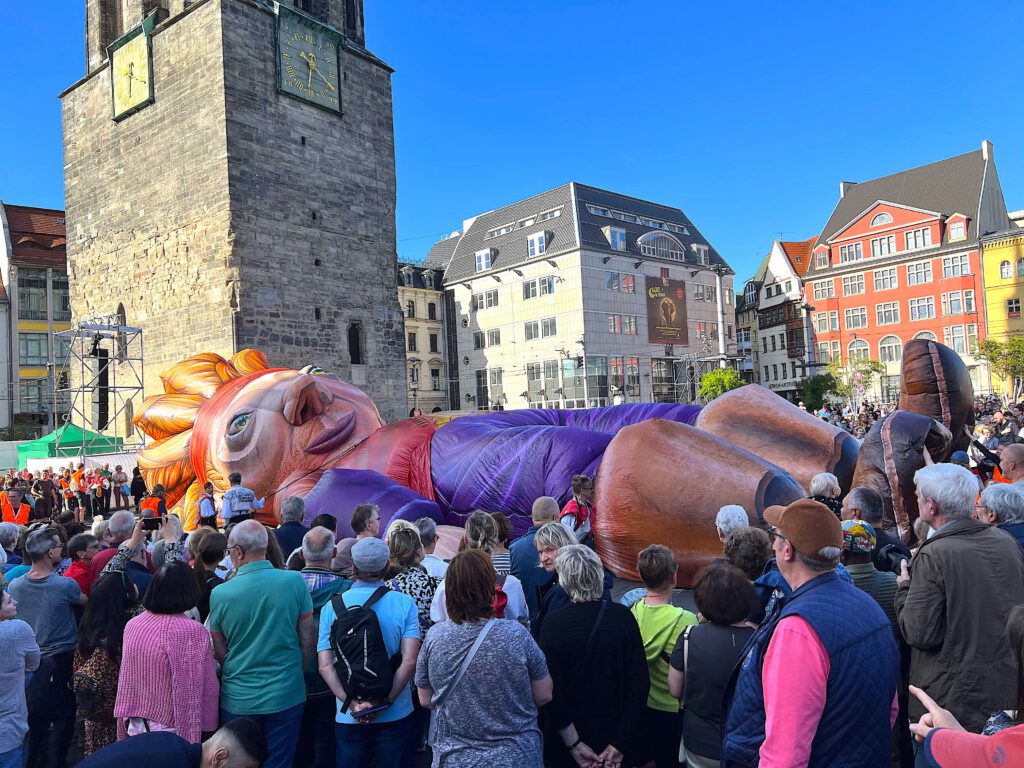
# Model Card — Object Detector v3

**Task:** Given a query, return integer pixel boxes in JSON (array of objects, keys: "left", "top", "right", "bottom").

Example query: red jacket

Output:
[{"left": 64, "top": 560, "right": 95, "bottom": 596}]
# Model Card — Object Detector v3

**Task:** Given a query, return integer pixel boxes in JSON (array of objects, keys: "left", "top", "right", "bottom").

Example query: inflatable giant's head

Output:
[{"left": 133, "top": 350, "right": 382, "bottom": 522}]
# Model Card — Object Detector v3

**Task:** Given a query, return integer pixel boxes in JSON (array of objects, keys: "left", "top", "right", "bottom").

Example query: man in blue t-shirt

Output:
[{"left": 317, "top": 537, "right": 420, "bottom": 768}]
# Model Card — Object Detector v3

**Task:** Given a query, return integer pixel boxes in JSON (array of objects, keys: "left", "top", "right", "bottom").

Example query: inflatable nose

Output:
[{"left": 282, "top": 374, "right": 332, "bottom": 427}]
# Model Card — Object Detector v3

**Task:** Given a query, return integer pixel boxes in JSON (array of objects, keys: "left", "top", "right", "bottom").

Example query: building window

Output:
[
  {"left": 19, "top": 333, "right": 49, "bottom": 366},
  {"left": 870, "top": 212, "right": 893, "bottom": 226},
  {"left": 848, "top": 339, "right": 870, "bottom": 363},
  {"left": 871, "top": 235, "right": 896, "bottom": 257},
  {"left": 606, "top": 272, "right": 620, "bottom": 292},
  {"left": 539, "top": 275, "right": 555, "bottom": 295},
  {"left": 772, "top": 364, "right": 778, "bottom": 380},
  {"left": 914, "top": 331, "right": 937, "bottom": 341},
  {"left": 876, "top": 302, "right": 900, "bottom": 325},
  {"left": 541, "top": 317, "right": 557, "bottom": 337},
  {"left": 485, "top": 223, "right": 515, "bottom": 239},
  {"left": 813, "top": 280, "right": 835, "bottom": 299},
  {"left": 431, "top": 368, "right": 441, "bottom": 390},
  {"left": 608, "top": 227, "right": 627, "bottom": 251},
  {"left": 527, "top": 232, "right": 547, "bottom": 257},
  {"left": 909, "top": 296, "right": 936, "bottom": 321},
  {"left": 621, "top": 274, "right": 635, "bottom": 293},
  {"left": 608, "top": 314, "right": 638, "bottom": 335},
  {"left": 473, "top": 331, "right": 485, "bottom": 349},
  {"left": 638, "top": 232, "right": 685, "bottom": 260},
  {"left": 405, "top": 300, "right": 415, "bottom": 318},
  {"left": 17, "top": 268, "right": 47, "bottom": 321},
  {"left": 943, "top": 325, "right": 967, "bottom": 355},
  {"left": 485, "top": 289, "right": 498, "bottom": 308},
  {"left": 475, "top": 249, "right": 492, "bottom": 272},
  {"left": 524, "top": 321, "right": 539, "bottom": 341},
  {"left": 874, "top": 267, "right": 898, "bottom": 291},
  {"left": 905, "top": 228, "right": 932, "bottom": 251},
  {"left": 52, "top": 273, "right": 71, "bottom": 321},
  {"left": 967, "top": 324, "right": 978, "bottom": 355},
  {"left": 1018, "top": 258, "right": 1024, "bottom": 277},
  {"left": 816, "top": 251, "right": 828, "bottom": 268},
  {"left": 763, "top": 365, "right": 770, "bottom": 381},
  {"left": 948, "top": 221, "right": 966, "bottom": 241},
  {"left": 523, "top": 280, "right": 538, "bottom": 300},
  {"left": 407, "top": 332, "right": 417, "bottom": 352},
  {"left": 762, "top": 337, "right": 768, "bottom": 354},
  {"left": 348, "top": 323, "right": 364, "bottom": 364},
  {"left": 475, "top": 370, "right": 489, "bottom": 410},
  {"left": 942, "top": 254, "right": 969, "bottom": 277},
  {"left": 839, "top": 243, "right": 863, "bottom": 263},
  {"left": 1009, "top": 299, "right": 1021, "bottom": 319},
  {"left": 427, "top": 302, "right": 437, "bottom": 320},
  {"left": 907, "top": 261, "right": 933, "bottom": 285},
  {"left": 543, "top": 359, "right": 560, "bottom": 390},
  {"left": 1001, "top": 261, "right": 1012, "bottom": 279},
  {"left": 487, "top": 329, "right": 501, "bottom": 346},
  {"left": 844, "top": 307, "right": 867, "bottom": 330},
  {"left": 784, "top": 280, "right": 792, "bottom": 292},
  {"left": 879, "top": 335, "right": 902, "bottom": 362},
  {"left": 537, "top": 207, "right": 562, "bottom": 222},
  {"left": 770, "top": 335, "right": 777, "bottom": 352},
  {"left": 842, "top": 274, "right": 865, "bottom": 296},
  {"left": 19, "top": 378, "right": 46, "bottom": 414}
]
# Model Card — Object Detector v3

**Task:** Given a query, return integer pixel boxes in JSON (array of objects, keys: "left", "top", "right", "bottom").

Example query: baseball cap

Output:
[
  {"left": 764, "top": 499, "right": 842, "bottom": 561},
  {"left": 925, "top": 724, "right": 1023, "bottom": 767},
  {"left": 949, "top": 451, "right": 970, "bottom": 467},
  {"left": 351, "top": 537, "right": 389, "bottom": 573},
  {"left": 841, "top": 519, "right": 876, "bottom": 554}
]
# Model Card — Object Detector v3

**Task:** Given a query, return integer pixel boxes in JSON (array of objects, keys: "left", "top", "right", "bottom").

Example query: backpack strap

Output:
[
  {"left": 678, "top": 624, "right": 694, "bottom": 708},
  {"left": 434, "top": 618, "right": 496, "bottom": 709},
  {"left": 362, "top": 585, "right": 391, "bottom": 612}
]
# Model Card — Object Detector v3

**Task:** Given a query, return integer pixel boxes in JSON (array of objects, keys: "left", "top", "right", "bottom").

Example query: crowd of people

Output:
[{"left": 2, "top": 440, "right": 1024, "bottom": 768}]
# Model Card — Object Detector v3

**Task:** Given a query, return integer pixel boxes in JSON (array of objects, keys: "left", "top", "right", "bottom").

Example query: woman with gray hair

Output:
[
  {"left": 538, "top": 545, "right": 649, "bottom": 768},
  {"left": 977, "top": 483, "right": 1024, "bottom": 550},
  {"left": 808, "top": 472, "right": 843, "bottom": 518}
]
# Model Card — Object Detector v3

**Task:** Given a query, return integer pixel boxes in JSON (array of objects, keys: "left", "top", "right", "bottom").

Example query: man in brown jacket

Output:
[{"left": 895, "top": 463, "right": 1024, "bottom": 733}]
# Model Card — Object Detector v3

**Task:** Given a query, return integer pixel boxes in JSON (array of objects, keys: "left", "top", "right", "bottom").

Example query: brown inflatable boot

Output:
[
  {"left": 899, "top": 339, "right": 975, "bottom": 458},
  {"left": 695, "top": 384, "right": 860, "bottom": 494},
  {"left": 593, "top": 418, "right": 805, "bottom": 587}
]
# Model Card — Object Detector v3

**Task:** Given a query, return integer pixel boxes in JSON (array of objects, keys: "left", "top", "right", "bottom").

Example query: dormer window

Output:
[
  {"left": 815, "top": 250, "right": 828, "bottom": 268},
  {"left": 638, "top": 232, "right": 685, "bottom": 261},
  {"left": 527, "top": 231, "right": 548, "bottom": 257},
  {"left": 870, "top": 212, "right": 893, "bottom": 227},
  {"left": 475, "top": 249, "right": 492, "bottom": 272},
  {"left": 949, "top": 220, "right": 966, "bottom": 241},
  {"left": 604, "top": 227, "right": 627, "bottom": 251}
]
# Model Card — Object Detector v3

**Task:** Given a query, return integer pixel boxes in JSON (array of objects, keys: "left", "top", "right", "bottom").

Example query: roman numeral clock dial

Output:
[{"left": 277, "top": 8, "right": 342, "bottom": 113}]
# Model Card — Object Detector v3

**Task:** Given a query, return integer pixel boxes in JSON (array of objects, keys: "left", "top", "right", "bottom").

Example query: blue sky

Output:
[{"left": 2, "top": 1, "right": 1022, "bottom": 281}]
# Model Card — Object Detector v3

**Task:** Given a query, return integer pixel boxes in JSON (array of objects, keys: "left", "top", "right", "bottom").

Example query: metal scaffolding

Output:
[{"left": 54, "top": 314, "right": 145, "bottom": 457}]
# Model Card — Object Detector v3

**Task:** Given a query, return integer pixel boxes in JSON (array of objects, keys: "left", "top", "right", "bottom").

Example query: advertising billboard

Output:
[{"left": 645, "top": 277, "right": 689, "bottom": 344}]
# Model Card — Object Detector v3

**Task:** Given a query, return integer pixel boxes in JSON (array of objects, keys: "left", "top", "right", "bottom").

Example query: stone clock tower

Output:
[{"left": 61, "top": 0, "right": 407, "bottom": 421}]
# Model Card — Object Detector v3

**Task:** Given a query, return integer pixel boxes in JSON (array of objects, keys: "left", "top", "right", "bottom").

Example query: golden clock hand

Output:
[
  {"left": 312, "top": 67, "right": 335, "bottom": 92},
  {"left": 307, "top": 66, "right": 313, "bottom": 92}
]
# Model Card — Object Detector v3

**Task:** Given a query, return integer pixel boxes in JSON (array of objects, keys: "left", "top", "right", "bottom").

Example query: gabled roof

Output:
[
  {"left": 423, "top": 233, "right": 461, "bottom": 271},
  {"left": 2, "top": 203, "right": 67, "bottom": 270},
  {"left": 442, "top": 182, "right": 730, "bottom": 284},
  {"left": 778, "top": 236, "right": 817, "bottom": 277},
  {"left": 736, "top": 254, "right": 770, "bottom": 312}
]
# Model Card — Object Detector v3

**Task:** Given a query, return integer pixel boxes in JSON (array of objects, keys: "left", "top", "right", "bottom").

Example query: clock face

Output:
[
  {"left": 277, "top": 10, "right": 341, "bottom": 112},
  {"left": 110, "top": 29, "right": 153, "bottom": 120}
]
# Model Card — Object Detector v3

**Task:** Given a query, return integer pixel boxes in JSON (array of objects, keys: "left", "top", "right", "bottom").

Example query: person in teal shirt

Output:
[
  {"left": 208, "top": 520, "right": 314, "bottom": 768},
  {"left": 317, "top": 537, "right": 420, "bottom": 768}
]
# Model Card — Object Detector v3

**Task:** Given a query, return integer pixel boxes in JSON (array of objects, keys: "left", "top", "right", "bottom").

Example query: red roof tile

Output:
[
  {"left": 4, "top": 204, "right": 67, "bottom": 270},
  {"left": 779, "top": 236, "right": 818, "bottom": 277},
  {"left": 4, "top": 205, "right": 66, "bottom": 237}
]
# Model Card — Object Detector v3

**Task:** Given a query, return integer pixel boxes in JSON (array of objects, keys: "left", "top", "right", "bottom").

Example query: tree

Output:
[
  {"left": 697, "top": 367, "right": 746, "bottom": 403},
  {"left": 827, "top": 357, "right": 885, "bottom": 408},
  {"left": 977, "top": 337, "right": 1024, "bottom": 401},
  {"left": 800, "top": 373, "right": 839, "bottom": 412}
]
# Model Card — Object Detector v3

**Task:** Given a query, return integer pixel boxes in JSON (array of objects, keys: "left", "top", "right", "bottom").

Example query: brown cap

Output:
[{"left": 764, "top": 498, "right": 843, "bottom": 561}]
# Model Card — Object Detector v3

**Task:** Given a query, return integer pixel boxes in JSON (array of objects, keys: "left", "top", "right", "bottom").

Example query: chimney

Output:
[
  {"left": 982, "top": 139, "right": 994, "bottom": 161},
  {"left": 839, "top": 181, "right": 854, "bottom": 199}
]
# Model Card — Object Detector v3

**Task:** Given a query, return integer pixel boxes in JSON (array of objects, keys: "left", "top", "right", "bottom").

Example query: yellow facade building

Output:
[{"left": 981, "top": 227, "right": 1024, "bottom": 394}]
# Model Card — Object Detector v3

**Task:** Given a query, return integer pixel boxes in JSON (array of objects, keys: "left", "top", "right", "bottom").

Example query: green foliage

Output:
[
  {"left": 977, "top": 337, "right": 1024, "bottom": 399},
  {"left": 826, "top": 357, "right": 885, "bottom": 407},
  {"left": 800, "top": 373, "right": 839, "bottom": 412},
  {"left": 697, "top": 367, "right": 746, "bottom": 403}
]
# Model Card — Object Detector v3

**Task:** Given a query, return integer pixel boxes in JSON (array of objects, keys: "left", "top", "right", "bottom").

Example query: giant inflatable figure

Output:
[{"left": 133, "top": 339, "right": 970, "bottom": 585}]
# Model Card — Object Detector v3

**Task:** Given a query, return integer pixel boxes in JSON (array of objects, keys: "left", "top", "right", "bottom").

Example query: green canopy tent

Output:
[{"left": 17, "top": 424, "right": 124, "bottom": 464}]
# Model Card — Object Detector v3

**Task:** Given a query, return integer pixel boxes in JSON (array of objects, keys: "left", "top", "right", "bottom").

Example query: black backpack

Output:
[{"left": 329, "top": 586, "right": 395, "bottom": 712}]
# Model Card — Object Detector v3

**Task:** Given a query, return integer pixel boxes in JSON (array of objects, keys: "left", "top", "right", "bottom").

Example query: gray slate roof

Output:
[
  {"left": 441, "top": 182, "right": 730, "bottom": 284},
  {"left": 736, "top": 253, "right": 770, "bottom": 311},
  {"left": 398, "top": 262, "right": 444, "bottom": 290},
  {"left": 423, "top": 235, "right": 461, "bottom": 271}
]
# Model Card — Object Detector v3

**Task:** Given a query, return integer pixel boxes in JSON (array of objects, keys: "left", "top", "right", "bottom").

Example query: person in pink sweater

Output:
[{"left": 114, "top": 562, "right": 219, "bottom": 743}]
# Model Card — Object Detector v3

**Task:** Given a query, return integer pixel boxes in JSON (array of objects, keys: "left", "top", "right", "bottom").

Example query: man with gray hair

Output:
[
  {"left": 976, "top": 483, "right": 1024, "bottom": 550},
  {"left": 414, "top": 517, "right": 448, "bottom": 579},
  {"left": 88, "top": 509, "right": 137, "bottom": 581},
  {"left": 274, "top": 495, "right": 309, "bottom": 562},
  {"left": 0, "top": 520, "right": 21, "bottom": 569},
  {"left": 208, "top": 519, "right": 315, "bottom": 768},
  {"left": 511, "top": 496, "right": 560, "bottom": 624},
  {"left": 715, "top": 504, "right": 749, "bottom": 542},
  {"left": 8, "top": 525, "right": 87, "bottom": 768},
  {"left": 722, "top": 499, "right": 899, "bottom": 766},
  {"left": 296, "top": 526, "right": 351, "bottom": 768},
  {"left": 895, "top": 463, "right": 1024, "bottom": 733}
]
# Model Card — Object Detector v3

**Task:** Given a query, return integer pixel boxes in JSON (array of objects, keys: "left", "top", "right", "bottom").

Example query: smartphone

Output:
[
  {"left": 141, "top": 516, "right": 162, "bottom": 531},
  {"left": 354, "top": 701, "right": 391, "bottom": 720}
]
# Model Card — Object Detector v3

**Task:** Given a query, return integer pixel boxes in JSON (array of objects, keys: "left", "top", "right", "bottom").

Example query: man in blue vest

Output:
[{"left": 722, "top": 499, "right": 899, "bottom": 767}]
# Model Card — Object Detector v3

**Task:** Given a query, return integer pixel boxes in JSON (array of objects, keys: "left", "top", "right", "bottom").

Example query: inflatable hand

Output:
[
  {"left": 899, "top": 339, "right": 975, "bottom": 458},
  {"left": 695, "top": 384, "right": 860, "bottom": 493},
  {"left": 593, "top": 419, "right": 805, "bottom": 587}
]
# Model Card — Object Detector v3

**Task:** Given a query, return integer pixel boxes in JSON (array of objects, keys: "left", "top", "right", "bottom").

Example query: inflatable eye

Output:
[{"left": 228, "top": 411, "right": 253, "bottom": 436}]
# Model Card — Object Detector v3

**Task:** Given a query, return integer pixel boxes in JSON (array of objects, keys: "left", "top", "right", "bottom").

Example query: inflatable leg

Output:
[
  {"left": 899, "top": 339, "right": 975, "bottom": 459},
  {"left": 593, "top": 419, "right": 805, "bottom": 588}
]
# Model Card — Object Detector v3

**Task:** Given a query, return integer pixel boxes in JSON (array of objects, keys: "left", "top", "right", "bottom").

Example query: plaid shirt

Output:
[{"left": 301, "top": 567, "right": 342, "bottom": 592}]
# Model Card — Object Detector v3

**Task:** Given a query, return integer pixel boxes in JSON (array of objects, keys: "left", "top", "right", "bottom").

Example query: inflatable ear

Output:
[
  {"left": 899, "top": 339, "right": 974, "bottom": 458},
  {"left": 593, "top": 418, "right": 805, "bottom": 588},
  {"left": 695, "top": 384, "right": 859, "bottom": 493},
  {"left": 851, "top": 411, "right": 952, "bottom": 544}
]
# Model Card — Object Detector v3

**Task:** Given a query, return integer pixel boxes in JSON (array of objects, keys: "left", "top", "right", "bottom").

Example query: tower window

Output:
[{"left": 347, "top": 323, "right": 364, "bottom": 365}]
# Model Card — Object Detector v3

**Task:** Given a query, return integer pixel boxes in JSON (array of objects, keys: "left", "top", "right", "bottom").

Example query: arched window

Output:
[
  {"left": 1017, "top": 258, "right": 1024, "bottom": 277},
  {"left": 115, "top": 303, "right": 127, "bottom": 363},
  {"left": 848, "top": 339, "right": 870, "bottom": 363},
  {"left": 347, "top": 322, "right": 364, "bottom": 365},
  {"left": 637, "top": 232, "right": 685, "bottom": 261},
  {"left": 914, "top": 331, "right": 937, "bottom": 341},
  {"left": 870, "top": 212, "right": 893, "bottom": 226},
  {"left": 1002, "top": 261, "right": 1012, "bottom": 279},
  {"left": 879, "top": 335, "right": 902, "bottom": 363}
]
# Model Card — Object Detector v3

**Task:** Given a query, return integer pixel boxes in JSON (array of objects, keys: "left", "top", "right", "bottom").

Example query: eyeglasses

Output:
[{"left": 767, "top": 528, "right": 787, "bottom": 543}]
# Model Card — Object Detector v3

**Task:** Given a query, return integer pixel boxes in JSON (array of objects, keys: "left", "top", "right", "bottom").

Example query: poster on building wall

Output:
[{"left": 645, "top": 277, "right": 689, "bottom": 344}]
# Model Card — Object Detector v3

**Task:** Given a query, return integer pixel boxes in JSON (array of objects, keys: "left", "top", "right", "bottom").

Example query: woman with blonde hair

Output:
[
  {"left": 387, "top": 527, "right": 439, "bottom": 631},
  {"left": 431, "top": 511, "right": 530, "bottom": 628}
]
